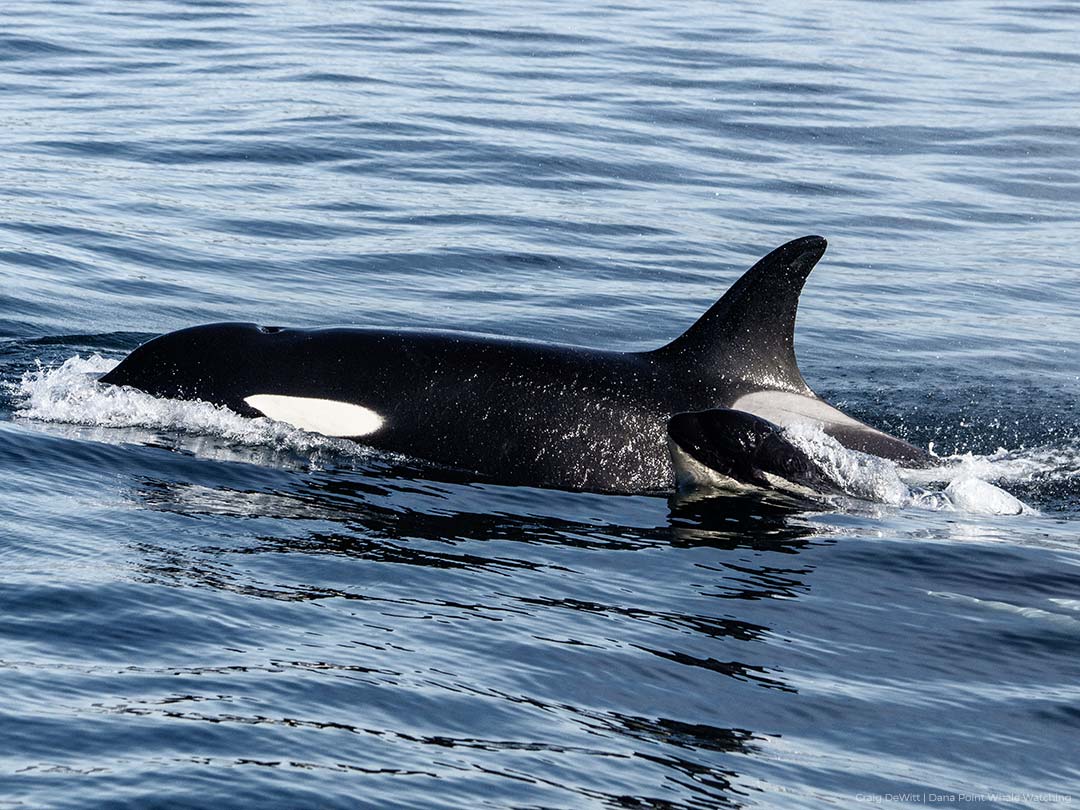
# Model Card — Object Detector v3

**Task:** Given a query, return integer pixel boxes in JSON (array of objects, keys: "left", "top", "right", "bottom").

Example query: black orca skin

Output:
[
  {"left": 101, "top": 236, "right": 933, "bottom": 493},
  {"left": 666, "top": 408, "right": 845, "bottom": 495}
]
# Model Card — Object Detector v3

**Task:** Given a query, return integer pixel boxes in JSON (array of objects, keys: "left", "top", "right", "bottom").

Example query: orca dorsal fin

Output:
[{"left": 648, "top": 235, "right": 827, "bottom": 393}]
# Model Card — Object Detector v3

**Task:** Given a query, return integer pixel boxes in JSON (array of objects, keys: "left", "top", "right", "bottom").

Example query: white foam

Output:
[
  {"left": 9, "top": 354, "right": 376, "bottom": 461},
  {"left": 942, "top": 477, "right": 1027, "bottom": 516},
  {"left": 782, "top": 422, "right": 1037, "bottom": 516},
  {"left": 783, "top": 422, "right": 911, "bottom": 506},
  {"left": 929, "top": 591, "right": 1080, "bottom": 631},
  {"left": 904, "top": 444, "right": 1079, "bottom": 486}
]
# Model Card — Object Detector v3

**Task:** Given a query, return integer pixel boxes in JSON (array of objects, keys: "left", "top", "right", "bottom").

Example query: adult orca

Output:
[{"left": 101, "top": 236, "right": 933, "bottom": 493}]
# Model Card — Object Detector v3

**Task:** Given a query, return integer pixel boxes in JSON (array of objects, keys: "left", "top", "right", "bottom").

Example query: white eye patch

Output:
[{"left": 243, "top": 394, "right": 384, "bottom": 437}]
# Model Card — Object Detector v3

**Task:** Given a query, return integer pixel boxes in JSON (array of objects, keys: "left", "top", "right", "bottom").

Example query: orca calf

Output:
[
  {"left": 666, "top": 409, "right": 847, "bottom": 497},
  {"left": 101, "top": 236, "right": 933, "bottom": 493}
]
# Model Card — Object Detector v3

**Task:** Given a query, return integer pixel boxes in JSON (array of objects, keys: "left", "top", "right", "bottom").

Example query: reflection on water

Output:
[{"left": 112, "top": 469, "right": 820, "bottom": 807}]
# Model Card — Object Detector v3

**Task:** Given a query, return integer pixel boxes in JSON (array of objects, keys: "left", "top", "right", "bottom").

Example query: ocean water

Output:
[{"left": 2, "top": 0, "right": 1079, "bottom": 807}]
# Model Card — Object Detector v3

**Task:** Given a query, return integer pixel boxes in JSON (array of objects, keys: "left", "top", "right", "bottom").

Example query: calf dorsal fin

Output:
[{"left": 648, "top": 235, "right": 827, "bottom": 393}]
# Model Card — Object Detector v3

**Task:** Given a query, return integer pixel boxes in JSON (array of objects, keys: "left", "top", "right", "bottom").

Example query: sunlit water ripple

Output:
[{"left": 1, "top": 1, "right": 1078, "bottom": 807}]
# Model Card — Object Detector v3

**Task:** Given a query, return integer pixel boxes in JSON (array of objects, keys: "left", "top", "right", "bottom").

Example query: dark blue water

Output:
[{"left": 2, "top": 1, "right": 1079, "bottom": 807}]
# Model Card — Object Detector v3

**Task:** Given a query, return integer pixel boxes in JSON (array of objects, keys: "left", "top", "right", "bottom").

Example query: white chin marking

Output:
[
  {"left": 667, "top": 439, "right": 751, "bottom": 492},
  {"left": 760, "top": 471, "right": 819, "bottom": 499},
  {"left": 243, "top": 394, "right": 383, "bottom": 437}
]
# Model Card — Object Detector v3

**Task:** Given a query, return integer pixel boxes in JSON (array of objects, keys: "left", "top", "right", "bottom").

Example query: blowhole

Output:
[{"left": 258, "top": 325, "right": 285, "bottom": 334}]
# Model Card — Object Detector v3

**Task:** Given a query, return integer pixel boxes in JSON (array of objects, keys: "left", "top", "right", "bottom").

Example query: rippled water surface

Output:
[{"left": 2, "top": 1, "right": 1079, "bottom": 807}]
